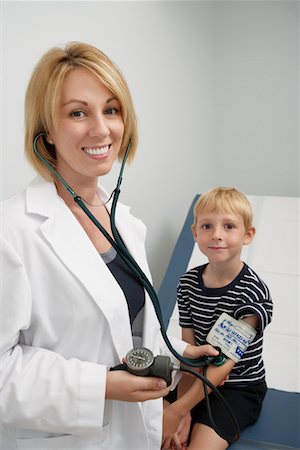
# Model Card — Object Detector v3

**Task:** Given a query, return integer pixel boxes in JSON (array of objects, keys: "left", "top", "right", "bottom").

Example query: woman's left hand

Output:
[{"left": 183, "top": 343, "right": 219, "bottom": 359}]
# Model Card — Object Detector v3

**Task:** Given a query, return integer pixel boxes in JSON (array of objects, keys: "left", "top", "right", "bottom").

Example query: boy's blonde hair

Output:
[
  {"left": 192, "top": 187, "right": 253, "bottom": 231},
  {"left": 25, "top": 41, "right": 138, "bottom": 181}
]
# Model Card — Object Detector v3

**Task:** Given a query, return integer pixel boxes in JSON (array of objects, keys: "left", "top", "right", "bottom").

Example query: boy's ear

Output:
[
  {"left": 243, "top": 226, "right": 256, "bottom": 246},
  {"left": 191, "top": 223, "right": 197, "bottom": 240}
]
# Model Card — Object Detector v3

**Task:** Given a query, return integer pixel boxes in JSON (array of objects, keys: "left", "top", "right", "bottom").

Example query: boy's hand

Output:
[
  {"left": 161, "top": 403, "right": 183, "bottom": 449},
  {"left": 168, "top": 433, "right": 183, "bottom": 450},
  {"left": 175, "top": 412, "right": 192, "bottom": 449},
  {"left": 183, "top": 343, "right": 219, "bottom": 359}
]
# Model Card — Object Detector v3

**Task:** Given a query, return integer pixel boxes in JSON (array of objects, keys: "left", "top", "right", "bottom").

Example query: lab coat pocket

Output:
[{"left": 16, "top": 425, "right": 110, "bottom": 449}]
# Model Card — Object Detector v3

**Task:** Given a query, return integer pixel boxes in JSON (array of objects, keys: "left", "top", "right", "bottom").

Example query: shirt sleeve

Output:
[
  {"left": 233, "top": 271, "right": 273, "bottom": 334},
  {"left": 177, "top": 282, "right": 193, "bottom": 329}
]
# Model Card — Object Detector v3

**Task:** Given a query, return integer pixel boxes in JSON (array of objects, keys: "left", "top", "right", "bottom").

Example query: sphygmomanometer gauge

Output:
[{"left": 125, "top": 347, "right": 155, "bottom": 376}]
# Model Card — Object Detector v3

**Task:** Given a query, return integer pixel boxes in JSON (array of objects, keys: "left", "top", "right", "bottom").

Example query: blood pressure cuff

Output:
[{"left": 206, "top": 313, "right": 257, "bottom": 363}]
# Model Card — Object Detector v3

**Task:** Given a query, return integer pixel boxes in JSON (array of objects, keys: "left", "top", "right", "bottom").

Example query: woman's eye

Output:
[
  {"left": 105, "top": 107, "right": 118, "bottom": 115},
  {"left": 70, "top": 111, "right": 85, "bottom": 118}
]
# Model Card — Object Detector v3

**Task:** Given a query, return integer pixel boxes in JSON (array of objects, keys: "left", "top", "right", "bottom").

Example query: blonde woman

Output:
[{"left": 0, "top": 42, "right": 216, "bottom": 450}]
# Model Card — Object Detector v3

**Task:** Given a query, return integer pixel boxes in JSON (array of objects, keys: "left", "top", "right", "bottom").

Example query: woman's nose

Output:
[{"left": 89, "top": 114, "right": 110, "bottom": 138}]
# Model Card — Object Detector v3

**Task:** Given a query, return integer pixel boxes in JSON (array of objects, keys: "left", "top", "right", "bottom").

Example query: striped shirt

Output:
[{"left": 177, "top": 263, "right": 273, "bottom": 386}]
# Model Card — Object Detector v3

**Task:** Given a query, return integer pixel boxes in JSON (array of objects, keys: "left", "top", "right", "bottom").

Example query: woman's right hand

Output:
[{"left": 105, "top": 370, "right": 171, "bottom": 402}]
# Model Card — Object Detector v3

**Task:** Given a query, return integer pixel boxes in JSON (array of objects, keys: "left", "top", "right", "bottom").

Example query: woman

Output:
[{"left": 0, "top": 42, "right": 216, "bottom": 450}]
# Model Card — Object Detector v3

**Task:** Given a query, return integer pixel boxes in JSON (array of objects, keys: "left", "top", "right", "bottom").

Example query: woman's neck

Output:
[{"left": 54, "top": 176, "right": 100, "bottom": 209}]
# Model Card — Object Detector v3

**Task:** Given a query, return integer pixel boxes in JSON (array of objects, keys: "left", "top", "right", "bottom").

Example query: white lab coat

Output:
[{"left": 0, "top": 177, "right": 186, "bottom": 450}]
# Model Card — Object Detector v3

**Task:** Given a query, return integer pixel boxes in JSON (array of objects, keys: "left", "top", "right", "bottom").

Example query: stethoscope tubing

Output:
[
  {"left": 33, "top": 132, "right": 240, "bottom": 443},
  {"left": 33, "top": 132, "right": 210, "bottom": 368}
]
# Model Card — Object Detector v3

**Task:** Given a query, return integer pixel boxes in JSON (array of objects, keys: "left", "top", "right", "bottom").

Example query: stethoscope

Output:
[{"left": 33, "top": 132, "right": 240, "bottom": 443}]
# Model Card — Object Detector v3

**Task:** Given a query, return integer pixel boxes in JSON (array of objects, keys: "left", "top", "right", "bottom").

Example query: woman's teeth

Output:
[{"left": 83, "top": 146, "right": 109, "bottom": 155}]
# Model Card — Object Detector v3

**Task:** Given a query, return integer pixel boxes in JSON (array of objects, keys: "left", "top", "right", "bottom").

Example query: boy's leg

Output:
[
  {"left": 188, "top": 382, "right": 267, "bottom": 449},
  {"left": 188, "top": 423, "right": 228, "bottom": 450}
]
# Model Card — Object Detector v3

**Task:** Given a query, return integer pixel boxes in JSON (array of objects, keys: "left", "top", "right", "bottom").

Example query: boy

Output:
[{"left": 162, "top": 187, "right": 273, "bottom": 450}]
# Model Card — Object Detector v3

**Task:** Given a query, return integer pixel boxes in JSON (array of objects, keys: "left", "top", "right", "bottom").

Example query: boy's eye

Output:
[
  {"left": 201, "top": 224, "right": 212, "bottom": 230},
  {"left": 225, "top": 224, "right": 235, "bottom": 230}
]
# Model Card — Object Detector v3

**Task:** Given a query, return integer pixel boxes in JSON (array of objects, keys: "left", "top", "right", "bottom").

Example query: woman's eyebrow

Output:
[
  {"left": 62, "top": 99, "right": 87, "bottom": 107},
  {"left": 62, "top": 97, "right": 118, "bottom": 107}
]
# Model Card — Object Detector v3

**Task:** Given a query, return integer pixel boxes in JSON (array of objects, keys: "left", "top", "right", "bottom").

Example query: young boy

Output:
[{"left": 162, "top": 187, "right": 273, "bottom": 450}]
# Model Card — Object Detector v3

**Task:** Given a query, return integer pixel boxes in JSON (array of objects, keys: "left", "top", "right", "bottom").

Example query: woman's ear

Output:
[
  {"left": 46, "top": 134, "right": 54, "bottom": 145},
  {"left": 243, "top": 226, "right": 256, "bottom": 246}
]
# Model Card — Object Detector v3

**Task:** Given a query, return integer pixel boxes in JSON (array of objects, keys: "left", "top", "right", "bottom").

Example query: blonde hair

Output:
[
  {"left": 25, "top": 41, "right": 138, "bottom": 181},
  {"left": 192, "top": 187, "right": 253, "bottom": 231}
]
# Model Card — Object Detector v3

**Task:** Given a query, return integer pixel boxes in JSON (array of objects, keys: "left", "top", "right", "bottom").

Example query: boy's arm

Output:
[
  {"left": 175, "top": 315, "right": 259, "bottom": 414},
  {"left": 242, "top": 315, "right": 259, "bottom": 330},
  {"left": 163, "top": 327, "right": 225, "bottom": 447},
  {"left": 178, "top": 328, "right": 198, "bottom": 396},
  {"left": 162, "top": 315, "right": 259, "bottom": 447},
  {"left": 174, "top": 328, "right": 201, "bottom": 448},
  {"left": 162, "top": 328, "right": 197, "bottom": 449}
]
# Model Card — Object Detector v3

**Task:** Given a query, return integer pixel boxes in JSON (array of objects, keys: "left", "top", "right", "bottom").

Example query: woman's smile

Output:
[{"left": 82, "top": 144, "right": 111, "bottom": 157}]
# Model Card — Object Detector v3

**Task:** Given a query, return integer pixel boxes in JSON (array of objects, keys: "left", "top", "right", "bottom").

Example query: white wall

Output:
[
  {"left": 1, "top": 1, "right": 299, "bottom": 290},
  {"left": 213, "top": 1, "right": 299, "bottom": 197}
]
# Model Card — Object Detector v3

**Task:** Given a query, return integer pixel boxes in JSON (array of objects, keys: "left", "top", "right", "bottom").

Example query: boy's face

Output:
[{"left": 193, "top": 208, "right": 255, "bottom": 265}]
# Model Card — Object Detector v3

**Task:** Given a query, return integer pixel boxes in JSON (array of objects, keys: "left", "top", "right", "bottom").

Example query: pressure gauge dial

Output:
[{"left": 125, "top": 347, "right": 155, "bottom": 376}]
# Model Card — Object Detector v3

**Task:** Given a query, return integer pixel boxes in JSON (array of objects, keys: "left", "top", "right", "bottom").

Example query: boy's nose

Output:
[{"left": 212, "top": 227, "right": 223, "bottom": 240}]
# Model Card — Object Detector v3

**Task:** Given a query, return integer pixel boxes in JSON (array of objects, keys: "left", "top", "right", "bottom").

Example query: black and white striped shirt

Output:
[{"left": 177, "top": 263, "right": 273, "bottom": 386}]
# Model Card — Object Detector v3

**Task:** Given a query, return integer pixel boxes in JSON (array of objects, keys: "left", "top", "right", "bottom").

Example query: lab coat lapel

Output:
[{"left": 26, "top": 178, "right": 133, "bottom": 360}]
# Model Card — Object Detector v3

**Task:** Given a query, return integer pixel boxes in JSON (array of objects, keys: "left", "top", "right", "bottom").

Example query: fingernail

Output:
[{"left": 158, "top": 380, "right": 167, "bottom": 389}]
